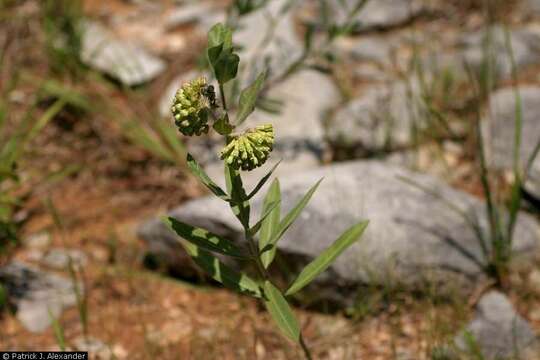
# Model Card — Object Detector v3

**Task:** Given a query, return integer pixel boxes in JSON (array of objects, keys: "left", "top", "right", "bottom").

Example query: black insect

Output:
[{"left": 202, "top": 85, "right": 218, "bottom": 109}]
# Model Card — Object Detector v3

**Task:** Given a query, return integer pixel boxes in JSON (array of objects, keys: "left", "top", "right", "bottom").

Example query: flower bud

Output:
[
  {"left": 220, "top": 125, "right": 274, "bottom": 171},
  {"left": 171, "top": 77, "right": 213, "bottom": 136}
]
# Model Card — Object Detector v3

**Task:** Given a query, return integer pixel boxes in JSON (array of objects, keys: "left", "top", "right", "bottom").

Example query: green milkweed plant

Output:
[{"left": 163, "top": 23, "right": 369, "bottom": 359}]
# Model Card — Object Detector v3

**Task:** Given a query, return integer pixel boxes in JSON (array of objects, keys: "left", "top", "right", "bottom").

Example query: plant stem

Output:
[
  {"left": 219, "top": 84, "right": 228, "bottom": 112},
  {"left": 300, "top": 334, "right": 313, "bottom": 360},
  {"left": 244, "top": 228, "right": 268, "bottom": 281}
]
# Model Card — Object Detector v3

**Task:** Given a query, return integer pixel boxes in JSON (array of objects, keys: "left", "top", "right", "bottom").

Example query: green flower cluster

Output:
[
  {"left": 171, "top": 77, "right": 212, "bottom": 136},
  {"left": 220, "top": 125, "right": 274, "bottom": 171}
]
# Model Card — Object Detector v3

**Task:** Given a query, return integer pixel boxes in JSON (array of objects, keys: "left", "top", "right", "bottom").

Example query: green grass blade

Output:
[
  {"left": 154, "top": 119, "right": 187, "bottom": 164},
  {"left": 285, "top": 220, "right": 368, "bottom": 296},
  {"left": 165, "top": 217, "right": 249, "bottom": 259},
  {"left": 27, "top": 98, "right": 66, "bottom": 143},
  {"left": 259, "top": 179, "right": 281, "bottom": 268},
  {"left": 48, "top": 309, "right": 66, "bottom": 351},
  {"left": 263, "top": 281, "right": 300, "bottom": 343},
  {"left": 122, "top": 119, "right": 175, "bottom": 162},
  {"left": 504, "top": 25, "right": 524, "bottom": 248},
  {"left": 67, "top": 258, "right": 88, "bottom": 338}
]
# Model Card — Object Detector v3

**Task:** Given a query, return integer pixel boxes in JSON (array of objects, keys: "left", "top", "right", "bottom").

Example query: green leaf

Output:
[
  {"left": 187, "top": 153, "right": 230, "bottom": 201},
  {"left": 285, "top": 220, "right": 369, "bottom": 296},
  {"left": 213, "top": 114, "right": 235, "bottom": 135},
  {"left": 259, "top": 179, "right": 281, "bottom": 268},
  {"left": 263, "top": 281, "right": 300, "bottom": 343},
  {"left": 261, "top": 178, "right": 323, "bottom": 268},
  {"left": 207, "top": 43, "right": 225, "bottom": 67},
  {"left": 225, "top": 163, "right": 250, "bottom": 227},
  {"left": 164, "top": 219, "right": 261, "bottom": 298},
  {"left": 236, "top": 71, "right": 267, "bottom": 125},
  {"left": 208, "top": 23, "right": 233, "bottom": 50},
  {"left": 166, "top": 217, "right": 248, "bottom": 259},
  {"left": 188, "top": 243, "right": 261, "bottom": 297},
  {"left": 247, "top": 160, "right": 281, "bottom": 200},
  {"left": 206, "top": 24, "right": 238, "bottom": 85},
  {"left": 248, "top": 200, "right": 280, "bottom": 237},
  {"left": 213, "top": 50, "right": 240, "bottom": 85}
]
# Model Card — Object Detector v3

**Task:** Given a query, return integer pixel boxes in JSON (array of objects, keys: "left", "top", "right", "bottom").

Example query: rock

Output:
[
  {"left": 164, "top": 2, "right": 215, "bottom": 29},
  {"left": 316, "top": 0, "right": 423, "bottom": 33},
  {"left": 482, "top": 86, "right": 540, "bottom": 201},
  {"left": 454, "top": 291, "right": 537, "bottom": 359},
  {"left": 0, "top": 262, "right": 81, "bottom": 333},
  {"left": 460, "top": 26, "right": 540, "bottom": 80},
  {"left": 41, "top": 248, "right": 88, "bottom": 270},
  {"left": 233, "top": 0, "right": 303, "bottom": 76},
  {"left": 326, "top": 80, "right": 428, "bottom": 153},
  {"left": 81, "top": 21, "right": 166, "bottom": 86},
  {"left": 138, "top": 160, "right": 539, "bottom": 295}
]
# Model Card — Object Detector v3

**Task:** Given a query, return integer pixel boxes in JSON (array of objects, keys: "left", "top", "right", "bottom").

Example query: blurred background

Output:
[{"left": 1, "top": 0, "right": 540, "bottom": 358}]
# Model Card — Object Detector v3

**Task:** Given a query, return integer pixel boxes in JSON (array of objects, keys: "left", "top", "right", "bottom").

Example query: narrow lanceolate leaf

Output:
[
  {"left": 166, "top": 217, "right": 248, "bottom": 259},
  {"left": 187, "top": 154, "right": 229, "bottom": 201},
  {"left": 248, "top": 200, "right": 280, "bottom": 237},
  {"left": 261, "top": 179, "right": 323, "bottom": 268},
  {"left": 236, "top": 71, "right": 267, "bottom": 125},
  {"left": 285, "top": 220, "right": 369, "bottom": 296},
  {"left": 225, "top": 163, "right": 250, "bottom": 227},
  {"left": 263, "top": 281, "right": 300, "bottom": 343},
  {"left": 164, "top": 218, "right": 261, "bottom": 298},
  {"left": 259, "top": 179, "right": 281, "bottom": 268},
  {"left": 246, "top": 160, "right": 281, "bottom": 200}
]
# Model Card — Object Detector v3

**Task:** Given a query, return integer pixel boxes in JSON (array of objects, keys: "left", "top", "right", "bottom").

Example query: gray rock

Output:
[
  {"left": 41, "top": 248, "right": 88, "bottom": 270},
  {"left": 0, "top": 262, "right": 81, "bottom": 333},
  {"left": 326, "top": 80, "right": 428, "bottom": 152},
  {"left": 455, "top": 291, "right": 537, "bottom": 359},
  {"left": 482, "top": 86, "right": 540, "bottom": 200},
  {"left": 138, "top": 161, "right": 539, "bottom": 293},
  {"left": 234, "top": 0, "right": 303, "bottom": 76},
  {"left": 81, "top": 21, "right": 166, "bottom": 86},
  {"left": 164, "top": 2, "right": 215, "bottom": 29},
  {"left": 460, "top": 26, "right": 540, "bottom": 80},
  {"left": 322, "top": 0, "right": 423, "bottom": 33}
]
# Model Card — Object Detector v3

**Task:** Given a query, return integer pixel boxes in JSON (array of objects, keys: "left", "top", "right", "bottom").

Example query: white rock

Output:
[{"left": 81, "top": 21, "right": 166, "bottom": 86}]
